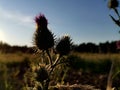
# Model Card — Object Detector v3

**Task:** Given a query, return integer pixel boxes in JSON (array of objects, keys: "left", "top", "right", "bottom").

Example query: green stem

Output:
[
  {"left": 43, "top": 54, "right": 61, "bottom": 90},
  {"left": 54, "top": 60, "right": 68, "bottom": 67},
  {"left": 52, "top": 54, "right": 61, "bottom": 67},
  {"left": 114, "top": 8, "right": 120, "bottom": 18},
  {"left": 106, "top": 60, "right": 115, "bottom": 90},
  {"left": 44, "top": 51, "right": 61, "bottom": 89},
  {"left": 49, "top": 55, "right": 61, "bottom": 75},
  {"left": 112, "top": 70, "right": 120, "bottom": 79},
  {"left": 46, "top": 50, "right": 52, "bottom": 65}
]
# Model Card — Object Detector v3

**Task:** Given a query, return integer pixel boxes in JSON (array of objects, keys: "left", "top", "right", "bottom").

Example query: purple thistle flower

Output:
[
  {"left": 35, "top": 14, "right": 48, "bottom": 28},
  {"left": 34, "top": 13, "right": 54, "bottom": 51}
]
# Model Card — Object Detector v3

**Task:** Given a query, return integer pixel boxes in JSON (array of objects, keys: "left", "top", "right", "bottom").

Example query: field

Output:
[{"left": 0, "top": 52, "right": 120, "bottom": 90}]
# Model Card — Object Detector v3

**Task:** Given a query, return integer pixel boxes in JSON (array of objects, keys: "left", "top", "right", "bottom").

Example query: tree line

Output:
[
  {"left": 73, "top": 41, "right": 119, "bottom": 53},
  {"left": 0, "top": 41, "right": 120, "bottom": 54},
  {"left": 0, "top": 41, "right": 34, "bottom": 53}
]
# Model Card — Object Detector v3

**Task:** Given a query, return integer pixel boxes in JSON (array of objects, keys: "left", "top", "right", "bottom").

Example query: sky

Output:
[{"left": 0, "top": 0, "right": 120, "bottom": 46}]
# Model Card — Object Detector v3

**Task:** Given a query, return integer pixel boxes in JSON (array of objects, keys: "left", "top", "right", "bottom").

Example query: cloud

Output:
[{"left": 0, "top": 7, "right": 34, "bottom": 26}]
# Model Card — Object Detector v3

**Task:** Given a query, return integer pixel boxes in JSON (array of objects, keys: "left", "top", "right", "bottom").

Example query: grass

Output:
[
  {"left": 73, "top": 52, "right": 120, "bottom": 61},
  {"left": 0, "top": 52, "right": 120, "bottom": 90}
]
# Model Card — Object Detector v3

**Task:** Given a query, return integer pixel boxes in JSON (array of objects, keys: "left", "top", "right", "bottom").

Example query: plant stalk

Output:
[
  {"left": 106, "top": 60, "right": 115, "bottom": 90},
  {"left": 46, "top": 50, "right": 52, "bottom": 65}
]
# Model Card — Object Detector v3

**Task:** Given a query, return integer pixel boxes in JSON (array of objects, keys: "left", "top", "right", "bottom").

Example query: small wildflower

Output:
[
  {"left": 108, "top": 0, "right": 119, "bottom": 9},
  {"left": 56, "top": 35, "right": 72, "bottom": 56},
  {"left": 34, "top": 14, "right": 54, "bottom": 50}
]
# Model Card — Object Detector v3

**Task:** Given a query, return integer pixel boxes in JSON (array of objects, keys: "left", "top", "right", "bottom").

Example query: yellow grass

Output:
[
  {"left": 0, "top": 53, "right": 38, "bottom": 63},
  {"left": 72, "top": 52, "right": 120, "bottom": 61},
  {"left": 0, "top": 52, "right": 120, "bottom": 63}
]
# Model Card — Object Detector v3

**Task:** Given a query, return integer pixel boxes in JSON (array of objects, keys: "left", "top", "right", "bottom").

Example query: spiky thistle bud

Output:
[
  {"left": 108, "top": 0, "right": 119, "bottom": 9},
  {"left": 56, "top": 35, "right": 72, "bottom": 56},
  {"left": 35, "top": 66, "right": 49, "bottom": 82},
  {"left": 34, "top": 14, "right": 54, "bottom": 50}
]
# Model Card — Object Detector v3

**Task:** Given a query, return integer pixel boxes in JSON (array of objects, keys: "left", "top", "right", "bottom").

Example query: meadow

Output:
[{"left": 0, "top": 52, "right": 120, "bottom": 90}]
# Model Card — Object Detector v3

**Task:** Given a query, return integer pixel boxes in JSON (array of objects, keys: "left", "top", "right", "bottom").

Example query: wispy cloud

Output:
[{"left": 0, "top": 7, "right": 34, "bottom": 26}]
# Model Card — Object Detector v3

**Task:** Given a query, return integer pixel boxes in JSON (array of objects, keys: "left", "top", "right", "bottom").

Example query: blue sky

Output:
[{"left": 0, "top": 0, "right": 120, "bottom": 46}]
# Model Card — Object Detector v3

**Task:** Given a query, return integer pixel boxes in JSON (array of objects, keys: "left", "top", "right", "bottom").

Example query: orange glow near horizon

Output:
[{"left": 0, "top": 30, "right": 6, "bottom": 42}]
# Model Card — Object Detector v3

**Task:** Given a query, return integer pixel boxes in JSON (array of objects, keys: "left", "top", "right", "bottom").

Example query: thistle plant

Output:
[
  {"left": 26, "top": 13, "right": 72, "bottom": 90},
  {"left": 107, "top": 0, "right": 120, "bottom": 90},
  {"left": 108, "top": 0, "right": 120, "bottom": 27},
  {"left": 56, "top": 35, "right": 72, "bottom": 56},
  {"left": 34, "top": 14, "right": 54, "bottom": 65}
]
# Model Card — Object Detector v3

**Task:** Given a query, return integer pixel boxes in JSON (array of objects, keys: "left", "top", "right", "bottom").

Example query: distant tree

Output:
[
  {"left": 99, "top": 42, "right": 110, "bottom": 53},
  {"left": 73, "top": 41, "right": 118, "bottom": 53},
  {"left": 0, "top": 41, "right": 34, "bottom": 53},
  {"left": 76, "top": 43, "right": 87, "bottom": 52},
  {"left": 0, "top": 41, "right": 11, "bottom": 53},
  {"left": 110, "top": 41, "right": 117, "bottom": 53},
  {"left": 86, "top": 42, "right": 98, "bottom": 53}
]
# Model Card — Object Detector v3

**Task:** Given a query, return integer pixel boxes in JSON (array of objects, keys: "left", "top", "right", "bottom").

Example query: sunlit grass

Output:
[
  {"left": 0, "top": 53, "right": 39, "bottom": 63},
  {"left": 0, "top": 52, "right": 120, "bottom": 89},
  {"left": 72, "top": 52, "right": 120, "bottom": 61},
  {"left": 0, "top": 52, "right": 120, "bottom": 63}
]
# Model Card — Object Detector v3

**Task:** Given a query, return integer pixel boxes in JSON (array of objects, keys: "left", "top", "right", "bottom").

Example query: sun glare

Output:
[{"left": 0, "top": 30, "right": 6, "bottom": 42}]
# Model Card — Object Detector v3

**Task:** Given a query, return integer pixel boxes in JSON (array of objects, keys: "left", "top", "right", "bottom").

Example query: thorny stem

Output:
[
  {"left": 114, "top": 8, "right": 120, "bottom": 18},
  {"left": 44, "top": 52, "right": 62, "bottom": 90},
  {"left": 40, "top": 51, "right": 45, "bottom": 64},
  {"left": 46, "top": 49, "right": 52, "bottom": 65},
  {"left": 49, "top": 54, "right": 61, "bottom": 75},
  {"left": 52, "top": 54, "right": 61, "bottom": 67},
  {"left": 54, "top": 60, "right": 68, "bottom": 67}
]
